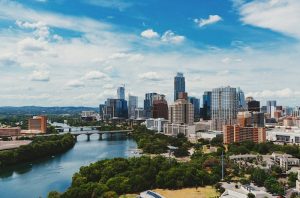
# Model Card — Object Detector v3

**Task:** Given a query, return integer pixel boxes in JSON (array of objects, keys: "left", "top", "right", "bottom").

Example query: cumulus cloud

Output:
[
  {"left": 18, "top": 37, "right": 48, "bottom": 52},
  {"left": 82, "top": 71, "right": 109, "bottom": 80},
  {"left": 161, "top": 30, "right": 185, "bottom": 44},
  {"left": 194, "top": 15, "right": 222, "bottom": 27},
  {"left": 138, "top": 72, "right": 163, "bottom": 81},
  {"left": 236, "top": 0, "right": 300, "bottom": 39},
  {"left": 66, "top": 80, "right": 85, "bottom": 88},
  {"left": 30, "top": 70, "right": 50, "bottom": 81},
  {"left": 247, "top": 88, "right": 300, "bottom": 99},
  {"left": 141, "top": 29, "right": 160, "bottom": 39}
]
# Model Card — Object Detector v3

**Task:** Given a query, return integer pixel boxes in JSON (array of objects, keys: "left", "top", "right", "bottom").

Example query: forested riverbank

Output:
[{"left": 0, "top": 134, "right": 75, "bottom": 168}]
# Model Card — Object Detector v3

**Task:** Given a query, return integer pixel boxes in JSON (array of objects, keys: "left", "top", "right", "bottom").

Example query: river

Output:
[{"left": 0, "top": 133, "right": 138, "bottom": 198}]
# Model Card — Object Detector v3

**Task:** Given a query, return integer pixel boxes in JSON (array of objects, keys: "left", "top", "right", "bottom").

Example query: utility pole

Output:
[{"left": 221, "top": 151, "right": 224, "bottom": 181}]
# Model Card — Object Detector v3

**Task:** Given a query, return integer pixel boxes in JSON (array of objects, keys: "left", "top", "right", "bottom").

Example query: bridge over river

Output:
[{"left": 70, "top": 130, "right": 133, "bottom": 141}]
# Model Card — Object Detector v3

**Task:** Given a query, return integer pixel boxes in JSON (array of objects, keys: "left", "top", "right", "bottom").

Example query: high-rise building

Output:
[
  {"left": 152, "top": 95, "right": 168, "bottom": 119},
  {"left": 223, "top": 125, "right": 266, "bottom": 144},
  {"left": 236, "top": 87, "right": 246, "bottom": 110},
  {"left": 117, "top": 86, "right": 125, "bottom": 100},
  {"left": 28, "top": 115, "right": 47, "bottom": 133},
  {"left": 201, "top": 91, "right": 212, "bottom": 120},
  {"left": 188, "top": 96, "right": 200, "bottom": 120},
  {"left": 237, "top": 111, "right": 265, "bottom": 128},
  {"left": 99, "top": 104, "right": 106, "bottom": 120},
  {"left": 267, "top": 100, "right": 277, "bottom": 118},
  {"left": 104, "top": 98, "right": 128, "bottom": 119},
  {"left": 211, "top": 86, "right": 238, "bottom": 131},
  {"left": 144, "top": 92, "right": 158, "bottom": 118},
  {"left": 168, "top": 98, "right": 194, "bottom": 125},
  {"left": 128, "top": 95, "right": 138, "bottom": 119},
  {"left": 246, "top": 97, "right": 260, "bottom": 112},
  {"left": 174, "top": 72, "right": 185, "bottom": 101}
]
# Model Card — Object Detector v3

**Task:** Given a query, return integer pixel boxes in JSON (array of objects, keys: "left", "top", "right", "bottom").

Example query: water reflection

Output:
[{"left": 0, "top": 134, "right": 137, "bottom": 198}]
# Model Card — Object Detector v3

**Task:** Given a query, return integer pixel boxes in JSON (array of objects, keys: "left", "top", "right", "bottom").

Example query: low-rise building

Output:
[
  {"left": 163, "top": 123, "right": 195, "bottom": 137},
  {"left": 271, "top": 152, "right": 300, "bottom": 171},
  {"left": 0, "top": 127, "right": 21, "bottom": 136},
  {"left": 267, "top": 127, "right": 300, "bottom": 144},
  {"left": 223, "top": 125, "right": 266, "bottom": 144},
  {"left": 144, "top": 118, "right": 168, "bottom": 132},
  {"left": 221, "top": 183, "right": 273, "bottom": 198}
]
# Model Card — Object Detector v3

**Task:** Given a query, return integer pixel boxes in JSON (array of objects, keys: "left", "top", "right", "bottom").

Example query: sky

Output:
[{"left": 0, "top": 0, "right": 300, "bottom": 107}]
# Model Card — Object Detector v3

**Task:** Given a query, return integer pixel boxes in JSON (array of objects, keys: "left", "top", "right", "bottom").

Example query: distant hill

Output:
[{"left": 0, "top": 106, "right": 99, "bottom": 115}]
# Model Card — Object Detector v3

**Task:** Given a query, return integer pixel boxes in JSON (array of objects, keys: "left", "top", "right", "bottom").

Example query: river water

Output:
[{"left": 0, "top": 134, "right": 138, "bottom": 198}]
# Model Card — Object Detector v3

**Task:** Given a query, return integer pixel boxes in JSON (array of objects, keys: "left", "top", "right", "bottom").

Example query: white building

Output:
[
  {"left": 135, "top": 108, "right": 145, "bottom": 120},
  {"left": 145, "top": 118, "right": 168, "bottom": 132},
  {"left": 267, "top": 127, "right": 300, "bottom": 144},
  {"left": 163, "top": 123, "right": 195, "bottom": 137},
  {"left": 221, "top": 183, "right": 273, "bottom": 198}
]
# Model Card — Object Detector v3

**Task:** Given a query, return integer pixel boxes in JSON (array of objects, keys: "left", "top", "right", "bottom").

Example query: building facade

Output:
[
  {"left": 168, "top": 99, "right": 194, "bottom": 125},
  {"left": 267, "top": 100, "right": 277, "bottom": 118},
  {"left": 128, "top": 95, "right": 138, "bottom": 119},
  {"left": 211, "top": 86, "right": 238, "bottom": 131},
  {"left": 144, "top": 92, "right": 157, "bottom": 118},
  {"left": 152, "top": 95, "right": 168, "bottom": 119},
  {"left": 104, "top": 99, "right": 128, "bottom": 119},
  {"left": 223, "top": 125, "right": 266, "bottom": 144},
  {"left": 28, "top": 115, "right": 47, "bottom": 133},
  {"left": 174, "top": 72, "right": 185, "bottom": 101},
  {"left": 117, "top": 86, "right": 125, "bottom": 100},
  {"left": 188, "top": 96, "right": 200, "bottom": 120},
  {"left": 201, "top": 91, "right": 212, "bottom": 120}
]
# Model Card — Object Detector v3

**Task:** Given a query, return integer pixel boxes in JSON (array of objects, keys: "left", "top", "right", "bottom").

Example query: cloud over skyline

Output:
[{"left": 0, "top": 0, "right": 299, "bottom": 107}]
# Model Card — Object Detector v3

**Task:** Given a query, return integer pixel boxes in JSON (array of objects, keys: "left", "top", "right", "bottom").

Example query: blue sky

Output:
[{"left": 0, "top": 0, "right": 300, "bottom": 107}]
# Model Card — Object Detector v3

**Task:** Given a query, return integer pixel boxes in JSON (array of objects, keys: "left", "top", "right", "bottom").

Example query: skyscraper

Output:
[
  {"left": 117, "top": 86, "right": 125, "bottom": 100},
  {"left": 169, "top": 98, "right": 194, "bottom": 125},
  {"left": 104, "top": 98, "right": 128, "bottom": 119},
  {"left": 246, "top": 96, "right": 260, "bottom": 112},
  {"left": 267, "top": 100, "right": 277, "bottom": 118},
  {"left": 202, "top": 91, "right": 212, "bottom": 120},
  {"left": 152, "top": 95, "right": 168, "bottom": 119},
  {"left": 236, "top": 87, "right": 246, "bottom": 110},
  {"left": 128, "top": 94, "right": 138, "bottom": 119},
  {"left": 174, "top": 72, "right": 185, "bottom": 101},
  {"left": 211, "top": 86, "right": 238, "bottom": 131},
  {"left": 188, "top": 96, "right": 200, "bottom": 120},
  {"left": 144, "top": 92, "right": 158, "bottom": 118}
]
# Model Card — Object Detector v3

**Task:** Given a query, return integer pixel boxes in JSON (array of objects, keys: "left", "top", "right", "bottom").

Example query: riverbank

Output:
[{"left": 0, "top": 134, "right": 75, "bottom": 168}]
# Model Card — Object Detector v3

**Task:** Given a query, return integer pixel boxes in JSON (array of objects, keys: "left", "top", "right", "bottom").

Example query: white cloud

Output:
[
  {"left": 0, "top": 53, "right": 18, "bottom": 66},
  {"left": 83, "top": 71, "right": 109, "bottom": 80},
  {"left": 18, "top": 37, "right": 48, "bottom": 52},
  {"left": 247, "top": 88, "right": 300, "bottom": 99},
  {"left": 30, "top": 70, "right": 50, "bottom": 81},
  {"left": 161, "top": 30, "right": 185, "bottom": 44},
  {"left": 194, "top": 15, "right": 222, "bottom": 27},
  {"left": 66, "top": 80, "right": 85, "bottom": 88},
  {"left": 138, "top": 72, "right": 163, "bottom": 81},
  {"left": 236, "top": 0, "right": 300, "bottom": 39},
  {"left": 141, "top": 29, "right": 160, "bottom": 39}
]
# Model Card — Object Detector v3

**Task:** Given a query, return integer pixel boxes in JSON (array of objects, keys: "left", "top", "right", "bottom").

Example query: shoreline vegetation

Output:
[
  {"left": 48, "top": 126, "right": 223, "bottom": 198},
  {"left": 0, "top": 134, "right": 76, "bottom": 168}
]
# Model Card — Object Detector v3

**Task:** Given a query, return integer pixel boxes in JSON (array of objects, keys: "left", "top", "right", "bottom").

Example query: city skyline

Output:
[{"left": 0, "top": 0, "right": 300, "bottom": 106}]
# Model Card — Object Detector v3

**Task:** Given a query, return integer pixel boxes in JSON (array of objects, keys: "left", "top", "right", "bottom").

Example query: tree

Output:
[
  {"left": 288, "top": 172, "right": 298, "bottom": 188},
  {"left": 250, "top": 168, "right": 268, "bottom": 186}
]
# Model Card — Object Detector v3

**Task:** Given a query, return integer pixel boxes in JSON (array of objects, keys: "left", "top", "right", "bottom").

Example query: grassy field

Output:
[{"left": 122, "top": 186, "right": 220, "bottom": 198}]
